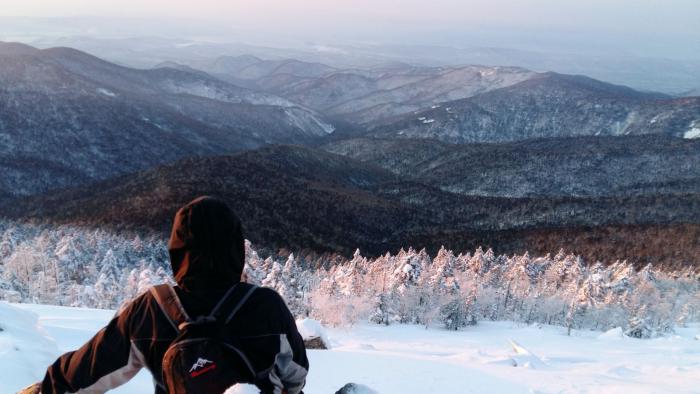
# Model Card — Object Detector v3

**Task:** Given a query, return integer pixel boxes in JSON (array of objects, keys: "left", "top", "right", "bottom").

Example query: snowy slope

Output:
[
  {"left": 0, "top": 303, "right": 58, "bottom": 393},
  {"left": 6, "top": 303, "right": 700, "bottom": 394}
]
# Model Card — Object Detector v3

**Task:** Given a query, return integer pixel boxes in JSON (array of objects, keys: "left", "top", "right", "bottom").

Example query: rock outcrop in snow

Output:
[{"left": 297, "top": 318, "right": 331, "bottom": 349}]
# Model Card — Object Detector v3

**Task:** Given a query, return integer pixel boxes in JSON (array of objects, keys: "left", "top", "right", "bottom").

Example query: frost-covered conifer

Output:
[
  {"left": 368, "top": 294, "right": 392, "bottom": 326},
  {"left": 440, "top": 297, "right": 468, "bottom": 330},
  {"left": 0, "top": 220, "right": 698, "bottom": 336},
  {"left": 626, "top": 310, "right": 653, "bottom": 339}
]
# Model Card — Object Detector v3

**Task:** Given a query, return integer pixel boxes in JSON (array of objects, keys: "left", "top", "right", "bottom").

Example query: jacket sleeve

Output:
[
  {"left": 269, "top": 293, "right": 309, "bottom": 394},
  {"left": 41, "top": 298, "right": 146, "bottom": 394}
]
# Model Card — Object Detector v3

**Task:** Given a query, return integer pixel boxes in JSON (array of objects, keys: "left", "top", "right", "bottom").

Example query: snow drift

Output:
[{"left": 0, "top": 302, "right": 58, "bottom": 393}]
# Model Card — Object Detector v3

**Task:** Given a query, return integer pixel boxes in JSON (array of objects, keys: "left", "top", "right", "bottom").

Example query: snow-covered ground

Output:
[{"left": 4, "top": 303, "right": 700, "bottom": 393}]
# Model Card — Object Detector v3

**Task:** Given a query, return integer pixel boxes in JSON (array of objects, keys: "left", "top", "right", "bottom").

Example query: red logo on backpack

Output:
[{"left": 189, "top": 358, "right": 217, "bottom": 378}]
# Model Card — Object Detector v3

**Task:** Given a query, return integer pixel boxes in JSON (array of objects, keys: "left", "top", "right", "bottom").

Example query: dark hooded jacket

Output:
[{"left": 40, "top": 196, "right": 309, "bottom": 394}]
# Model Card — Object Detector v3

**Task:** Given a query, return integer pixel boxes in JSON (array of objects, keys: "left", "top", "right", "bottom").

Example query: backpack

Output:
[{"left": 151, "top": 283, "right": 259, "bottom": 394}]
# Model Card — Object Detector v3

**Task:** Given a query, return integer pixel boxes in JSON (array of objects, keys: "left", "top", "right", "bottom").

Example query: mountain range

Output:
[
  {"left": 324, "top": 134, "right": 700, "bottom": 198},
  {"left": 0, "top": 42, "right": 332, "bottom": 198},
  {"left": 186, "top": 56, "right": 536, "bottom": 124},
  {"left": 366, "top": 73, "right": 700, "bottom": 143},
  {"left": 25, "top": 31, "right": 700, "bottom": 94},
  {"left": 168, "top": 56, "right": 699, "bottom": 144},
  {"left": 1, "top": 41, "right": 699, "bottom": 266}
]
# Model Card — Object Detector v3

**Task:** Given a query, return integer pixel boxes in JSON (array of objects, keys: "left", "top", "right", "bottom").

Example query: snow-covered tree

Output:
[{"left": 0, "top": 220, "right": 697, "bottom": 337}]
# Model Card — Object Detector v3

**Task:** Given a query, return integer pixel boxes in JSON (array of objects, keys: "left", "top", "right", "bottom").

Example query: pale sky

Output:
[
  {"left": 0, "top": 0, "right": 698, "bottom": 58},
  {"left": 1, "top": 0, "right": 698, "bottom": 33}
]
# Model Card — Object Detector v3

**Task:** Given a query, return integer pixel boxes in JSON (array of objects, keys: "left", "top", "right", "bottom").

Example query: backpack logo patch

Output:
[{"left": 189, "top": 358, "right": 216, "bottom": 378}]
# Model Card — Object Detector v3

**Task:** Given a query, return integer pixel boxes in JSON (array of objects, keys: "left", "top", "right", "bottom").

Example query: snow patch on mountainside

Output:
[
  {"left": 158, "top": 80, "right": 333, "bottom": 136},
  {"left": 162, "top": 81, "right": 245, "bottom": 103},
  {"left": 684, "top": 124, "right": 700, "bottom": 139},
  {"left": 97, "top": 88, "right": 116, "bottom": 97},
  {"left": 284, "top": 107, "right": 335, "bottom": 135},
  {"left": 618, "top": 111, "right": 640, "bottom": 135},
  {"left": 162, "top": 80, "right": 296, "bottom": 108}
]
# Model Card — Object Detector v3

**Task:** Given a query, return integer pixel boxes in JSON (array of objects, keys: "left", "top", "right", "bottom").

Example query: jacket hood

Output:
[{"left": 168, "top": 196, "right": 245, "bottom": 291}]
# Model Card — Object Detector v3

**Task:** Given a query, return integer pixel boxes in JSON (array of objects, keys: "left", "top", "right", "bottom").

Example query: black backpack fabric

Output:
[{"left": 151, "top": 283, "right": 259, "bottom": 394}]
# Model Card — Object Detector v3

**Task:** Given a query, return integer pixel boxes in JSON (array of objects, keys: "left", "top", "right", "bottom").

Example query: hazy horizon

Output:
[{"left": 0, "top": 0, "right": 698, "bottom": 61}]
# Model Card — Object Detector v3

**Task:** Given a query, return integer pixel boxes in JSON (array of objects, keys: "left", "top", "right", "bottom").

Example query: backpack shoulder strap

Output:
[
  {"left": 209, "top": 283, "right": 258, "bottom": 325},
  {"left": 150, "top": 284, "right": 192, "bottom": 333}
]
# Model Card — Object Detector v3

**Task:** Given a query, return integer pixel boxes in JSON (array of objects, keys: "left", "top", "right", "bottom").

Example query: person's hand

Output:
[{"left": 16, "top": 382, "right": 41, "bottom": 394}]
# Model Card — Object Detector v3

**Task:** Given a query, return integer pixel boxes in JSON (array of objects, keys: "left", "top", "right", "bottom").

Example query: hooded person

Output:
[{"left": 29, "top": 196, "right": 309, "bottom": 394}]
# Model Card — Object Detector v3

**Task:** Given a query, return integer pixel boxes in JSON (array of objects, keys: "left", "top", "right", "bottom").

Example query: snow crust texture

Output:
[
  {"left": 9, "top": 304, "right": 700, "bottom": 394},
  {"left": 0, "top": 302, "right": 58, "bottom": 393}
]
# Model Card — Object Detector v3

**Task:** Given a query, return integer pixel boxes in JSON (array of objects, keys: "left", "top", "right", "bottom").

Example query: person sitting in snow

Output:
[{"left": 21, "top": 196, "right": 309, "bottom": 394}]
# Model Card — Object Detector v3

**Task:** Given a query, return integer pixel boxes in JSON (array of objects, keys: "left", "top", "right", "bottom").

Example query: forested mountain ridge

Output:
[
  {"left": 324, "top": 134, "right": 700, "bottom": 198},
  {"left": 6, "top": 144, "right": 700, "bottom": 266},
  {"left": 0, "top": 42, "right": 333, "bottom": 200},
  {"left": 367, "top": 73, "right": 700, "bottom": 143}
]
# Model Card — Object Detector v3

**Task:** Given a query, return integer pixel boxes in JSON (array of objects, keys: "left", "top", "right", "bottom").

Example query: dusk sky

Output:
[
  {"left": 0, "top": 0, "right": 698, "bottom": 59},
  {"left": 1, "top": 0, "right": 697, "bottom": 32}
]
